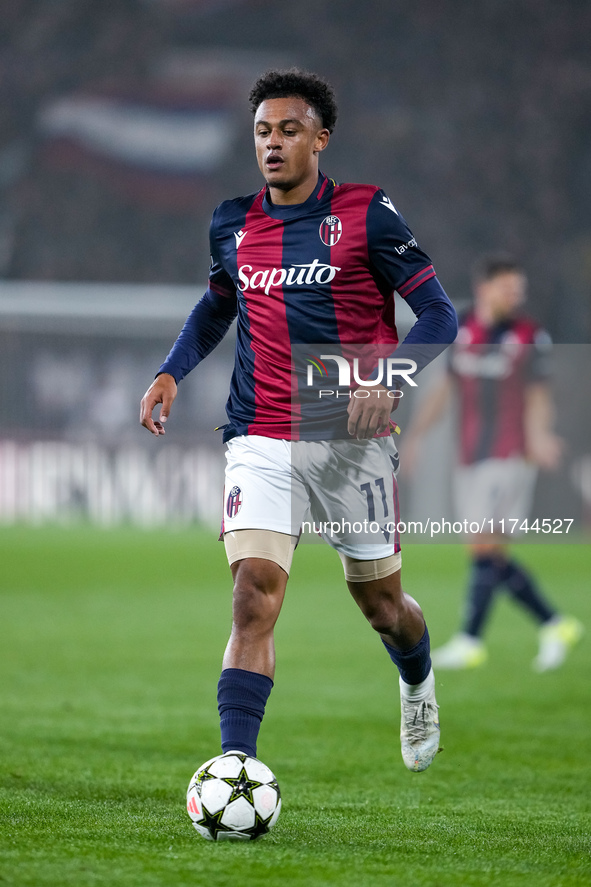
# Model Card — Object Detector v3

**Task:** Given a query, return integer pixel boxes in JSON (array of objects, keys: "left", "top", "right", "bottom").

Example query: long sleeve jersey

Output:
[{"left": 160, "top": 172, "right": 457, "bottom": 440}]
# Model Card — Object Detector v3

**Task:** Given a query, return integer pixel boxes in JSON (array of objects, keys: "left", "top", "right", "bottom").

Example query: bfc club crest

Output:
[
  {"left": 226, "top": 485, "right": 243, "bottom": 518},
  {"left": 319, "top": 215, "right": 342, "bottom": 246}
]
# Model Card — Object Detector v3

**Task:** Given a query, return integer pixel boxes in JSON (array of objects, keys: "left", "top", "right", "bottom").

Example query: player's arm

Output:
[
  {"left": 157, "top": 287, "right": 238, "bottom": 384},
  {"left": 521, "top": 327, "right": 563, "bottom": 469},
  {"left": 347, "top": 191, "right": 458, "bottom": 439},
  {"left": 140, "top": 288, "right": 237, "bottom": 435},
  {"left": 365, "top": 187, "right": 458, "bottom": 357},
  {"left": 394, "top": 275, "right": 458, "bottom": 370},
  {"left": 346, "top": 279, "right": 457, "bottom": 440},
  {"left": 348, "top": 193, "right": 458, "bottom": 439},
  {"left": 140, "top": 208, "right": 238, "bottom": 435},
  {"left": 523, "top": 380, "right": 563, "bottom": 470}
]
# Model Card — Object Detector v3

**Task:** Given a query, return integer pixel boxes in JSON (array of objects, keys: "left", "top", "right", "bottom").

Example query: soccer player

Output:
[
  {"left": 140, "top": 69, "right": 458, "bottom": 771},
  {"left": 402, "top": 254, "right": 583, "bottom": 671}
]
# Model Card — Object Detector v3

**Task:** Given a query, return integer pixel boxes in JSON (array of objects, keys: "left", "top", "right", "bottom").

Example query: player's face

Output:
[
  {"left": 254, "top": 97, "right": 329, "bottom": 203},
  {"left": 477, "top": 271, "right": 527, "bottom": 321}
]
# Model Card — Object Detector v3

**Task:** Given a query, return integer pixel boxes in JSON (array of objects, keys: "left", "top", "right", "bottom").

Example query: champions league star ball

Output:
[{"left": 186, "top": 751, "right": 281, "bottom": 841}]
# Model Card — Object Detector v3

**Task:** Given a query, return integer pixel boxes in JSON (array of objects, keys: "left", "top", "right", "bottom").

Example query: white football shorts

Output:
[
  {"left": 221, "top": 435, "right": 401, "bottom": 560},
  {"left": 455, "top": 457, "right": 537, "bottom": 531}
]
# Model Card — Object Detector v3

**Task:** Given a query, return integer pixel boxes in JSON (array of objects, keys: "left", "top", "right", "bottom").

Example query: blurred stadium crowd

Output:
[{"left": 1, "top": 0, "right": 590, "bottom": 337}]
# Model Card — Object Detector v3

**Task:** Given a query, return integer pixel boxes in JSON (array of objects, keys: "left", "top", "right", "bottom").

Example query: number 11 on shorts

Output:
[{"left": 360, "top": 478, "right": 389, "bottom": 521}]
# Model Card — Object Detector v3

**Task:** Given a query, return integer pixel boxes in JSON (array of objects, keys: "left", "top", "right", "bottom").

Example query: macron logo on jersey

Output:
[
  {"left": 234, "top": 229, "right": 247, "bottom": 248},
  {"left": 380, "top": 195, "right": 399, "bottom": 215},
  {"left": 238, "top": 260, "right": 341, "bottom": 295}
]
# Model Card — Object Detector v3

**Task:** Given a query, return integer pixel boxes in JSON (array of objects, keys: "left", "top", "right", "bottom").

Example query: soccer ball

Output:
[{"left": 186, "top": 751, "right": 281, "bottom": 841}]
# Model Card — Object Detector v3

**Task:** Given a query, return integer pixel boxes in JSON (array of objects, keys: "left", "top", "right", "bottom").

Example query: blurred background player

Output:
[{"left": 402, "top": 254, "right": 583, "bottom": 671}]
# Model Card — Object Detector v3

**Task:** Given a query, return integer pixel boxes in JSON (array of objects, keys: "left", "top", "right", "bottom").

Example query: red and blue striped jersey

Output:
[
  {"left": 450, "top": 311, "right": 552, "bottom": 464},
  {"left": 161, "top": 172, "right": 454, "bottom": 440}
]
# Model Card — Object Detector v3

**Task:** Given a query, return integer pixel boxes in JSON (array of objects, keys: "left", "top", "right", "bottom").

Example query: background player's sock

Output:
[
  {"left": 382, "top": 625, "right": 432, "bottom": 686},
  {"left": 499, "top": 560, "right": 556, "bottom": 623},
  {"left": 217, "top": 668, "right": 273, "bottom": 757},
  {"left": 462, "top": 555, "right": 505, "bottom": 636}
]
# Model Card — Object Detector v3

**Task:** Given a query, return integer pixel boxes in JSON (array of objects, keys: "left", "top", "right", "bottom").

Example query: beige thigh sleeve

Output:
[
  {"left": 339, "top": 551, "right": 402, "bottom": 582},
  {"left": 223, "top": 529, "right": 298, "bottom": 575}
]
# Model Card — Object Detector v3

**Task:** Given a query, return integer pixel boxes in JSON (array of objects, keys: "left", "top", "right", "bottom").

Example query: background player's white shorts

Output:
[
  {"left": 222, "top": 435, "right": 401, "bottom": 560},
  {"left": 455, "top": 457, "right": 537, "bottom": 530}
]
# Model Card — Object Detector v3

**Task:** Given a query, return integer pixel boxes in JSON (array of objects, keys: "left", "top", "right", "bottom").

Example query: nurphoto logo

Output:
[{"left": 305, "top": 354, "right": 417, "bottom": 400}]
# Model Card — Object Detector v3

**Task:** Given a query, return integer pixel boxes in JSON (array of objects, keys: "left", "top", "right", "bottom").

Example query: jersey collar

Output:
[{"left": 261, "top": 172, "right": 333, "bottom": 220}]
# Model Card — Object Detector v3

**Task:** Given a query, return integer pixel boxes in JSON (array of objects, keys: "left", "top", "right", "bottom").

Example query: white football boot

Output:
[
  {"left": 399, "top": 667, "right": 440, "bottom": 772},
  {"left": 533, "top": 615, "right": 584, "bottom": 672},
  {"left": 431, "top": 632, "right": 488, "bottom": 669}
]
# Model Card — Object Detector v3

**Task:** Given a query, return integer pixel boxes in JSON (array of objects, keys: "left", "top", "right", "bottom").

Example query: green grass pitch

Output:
[{"left": 1, "top": 526, "right": 590, "bottom": 886}]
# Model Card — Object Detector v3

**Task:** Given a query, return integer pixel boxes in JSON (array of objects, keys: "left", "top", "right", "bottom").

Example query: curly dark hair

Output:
[{"left": 248, "top": 68, "right": 338, "bottom": 133}]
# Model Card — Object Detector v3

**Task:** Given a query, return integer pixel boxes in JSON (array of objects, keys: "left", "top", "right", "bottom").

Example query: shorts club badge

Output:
[{"left": 226, "top": 485, "right": 243, "bottom": 518}]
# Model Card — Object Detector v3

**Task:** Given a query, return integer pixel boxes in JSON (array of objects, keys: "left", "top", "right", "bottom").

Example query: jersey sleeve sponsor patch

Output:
[{"left": 366, "top": 189, "right": 435, "bottom": 295}]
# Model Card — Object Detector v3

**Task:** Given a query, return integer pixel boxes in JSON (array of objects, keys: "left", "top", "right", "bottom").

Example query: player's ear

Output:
[{"left": 314, "top": 128, "right": 330, "bottom": 154}]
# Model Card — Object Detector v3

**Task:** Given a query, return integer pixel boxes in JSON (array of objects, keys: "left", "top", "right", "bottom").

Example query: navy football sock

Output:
[
  {"left": 217, "top": 668, "right": 273, "bottom": 757},
  {"left": 500, "top": 560, "right": 556, "bottom": 624},
  {"left": 382, "top": 625, "right": 432, "bottom": 686},
  {"left": 462, "top": 556, "right": 504, "bottom": 637}
]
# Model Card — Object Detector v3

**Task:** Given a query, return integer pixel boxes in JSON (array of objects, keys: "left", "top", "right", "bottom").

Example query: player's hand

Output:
[
  {"left": 140, "top": 373, "right": 177, "bottom": 435},
  {"left": 347, "top": 384, "right": 398, "bottom": 440}
]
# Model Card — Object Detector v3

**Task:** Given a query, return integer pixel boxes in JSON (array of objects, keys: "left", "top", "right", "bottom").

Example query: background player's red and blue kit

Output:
[{"left": 450, "top": 311, "right": 551, "bottom": 465}]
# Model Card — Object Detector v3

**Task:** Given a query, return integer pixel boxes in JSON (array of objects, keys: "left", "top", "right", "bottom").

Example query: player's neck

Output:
[{"left": 266, "top": 171, "right": 320, "bottom": 206}]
